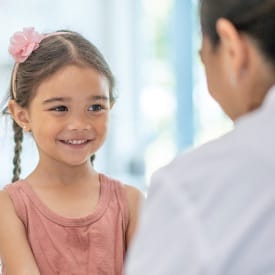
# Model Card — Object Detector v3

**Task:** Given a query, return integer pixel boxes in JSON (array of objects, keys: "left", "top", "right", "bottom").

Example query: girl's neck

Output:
[{"left": 26, "top": 159, "right": 98, "bottom": 187}]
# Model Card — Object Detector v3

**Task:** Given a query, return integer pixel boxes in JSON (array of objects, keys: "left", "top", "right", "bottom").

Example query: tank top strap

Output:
[
  {"left": 100, "top": 173, "right": 129, "bottom": 234},
  {"left": 4, "top": 181, "right": 28, "bottom": 226}
]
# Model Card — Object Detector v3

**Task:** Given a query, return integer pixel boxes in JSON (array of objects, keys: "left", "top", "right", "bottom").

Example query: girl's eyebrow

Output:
[
  {"left": 42, "top": 95, "right": 109, "bottom": 105},
  {"left": 92, "top": 95, "right": 109, "bottom": 101},
  {"left": 42, "top": 97, "right": 69, "bottom": 104}
]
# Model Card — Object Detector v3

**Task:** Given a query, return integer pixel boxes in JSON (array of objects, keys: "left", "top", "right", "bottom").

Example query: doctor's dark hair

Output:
[
  {"left": 7, "top": 30, "right": 115, "bottom": 182},
  {"left": 200, "top": 0, "right": 275, "bottom": 66}
]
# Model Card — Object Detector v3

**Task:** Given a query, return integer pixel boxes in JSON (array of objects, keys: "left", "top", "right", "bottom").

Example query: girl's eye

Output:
[
  {"left": 88, "top": 104, "right": 105, "bottom": 112},
  {"left": 50, "top": 106, "right": 68, "bottom": 112}
]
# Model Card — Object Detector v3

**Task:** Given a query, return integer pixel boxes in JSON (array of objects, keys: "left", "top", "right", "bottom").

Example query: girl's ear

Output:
[
  {"left": 8, "top": 100, "right": 31, "bottom": 131},
  {"left": 216, "top": 18, "right": 248, "bottom": 81}
]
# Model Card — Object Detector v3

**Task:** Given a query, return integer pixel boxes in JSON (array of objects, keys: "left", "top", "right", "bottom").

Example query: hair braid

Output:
[
  {"left": 12, "top": 120, "right": 23, "bottom": 182},
  {"left": 4, "top": 30, "right": 115, "bottom": 181}
]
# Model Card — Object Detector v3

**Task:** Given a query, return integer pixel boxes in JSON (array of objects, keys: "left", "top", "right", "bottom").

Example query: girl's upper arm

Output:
[
  {"left": 124, "top": 185, "right": 144, "bottom": 247},
  {"left": 0, "top": 190, "right": 40, "bottom": 275}
]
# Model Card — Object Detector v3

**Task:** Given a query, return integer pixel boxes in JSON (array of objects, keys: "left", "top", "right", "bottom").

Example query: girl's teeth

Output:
[{"left": 67, "top": 140, "right": 86, "bottom": 144}]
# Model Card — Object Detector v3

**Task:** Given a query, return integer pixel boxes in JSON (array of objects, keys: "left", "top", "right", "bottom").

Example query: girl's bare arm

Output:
[
  {"left": 124, "top": 185, "right": 144, "bottom": 248},
  {"left": 0, "top": 190, "right": 40, "bottom": 275}
]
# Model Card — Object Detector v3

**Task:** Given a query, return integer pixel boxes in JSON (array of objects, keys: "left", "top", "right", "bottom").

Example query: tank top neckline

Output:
[{"left": 18, "top": 173, "right": 111, "bottom": 227}]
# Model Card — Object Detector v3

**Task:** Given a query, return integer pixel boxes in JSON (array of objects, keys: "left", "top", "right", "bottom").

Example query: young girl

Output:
[{"left": 0, "top": 27, "right": 142, "bottom": 275}]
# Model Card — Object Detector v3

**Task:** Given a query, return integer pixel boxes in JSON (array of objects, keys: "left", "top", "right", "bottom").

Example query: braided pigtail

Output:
[
  {"left": 12, "top": 120, "right": 23, "bottom": 182},
  {"left": 90, "top": 154, "right": 96, "bottom": 166},
  {"left": 6, "top": 28, "right": 116, "bottom": 182}
]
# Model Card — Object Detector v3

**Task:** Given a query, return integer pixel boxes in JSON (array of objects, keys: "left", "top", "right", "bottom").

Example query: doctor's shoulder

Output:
[{"left": 148, "top": 132, "right": 240, "bottom": 194}]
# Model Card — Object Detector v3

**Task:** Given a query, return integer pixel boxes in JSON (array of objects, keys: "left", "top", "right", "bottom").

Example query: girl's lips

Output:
[
  {"left": 63, "top": 139, "right": 89, "bottom": 145},
  {"left": 59, "top": 139, "right": 93, "bottom": 145}
]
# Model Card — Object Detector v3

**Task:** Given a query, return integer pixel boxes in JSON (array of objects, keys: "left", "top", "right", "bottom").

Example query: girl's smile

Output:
[
  {"left": 22, "top": 64, "right": 111, "bottom": 167},
  {"left": 61, "top": 139, "right": 91, "bottom": 145},
  {"left": 58, "top": 138, "right": 94, "bottom": 152}
]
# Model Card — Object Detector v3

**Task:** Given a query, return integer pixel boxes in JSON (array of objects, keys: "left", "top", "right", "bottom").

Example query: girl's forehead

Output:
[
  {"left": 47, "top": 65, "right": 105, "bottom": 81},
  {"left": 28, "top": 69, "right": 110, "bottom": 107},
  {"left": 35, "top": 65, "right": 110, "bottom": 96}
]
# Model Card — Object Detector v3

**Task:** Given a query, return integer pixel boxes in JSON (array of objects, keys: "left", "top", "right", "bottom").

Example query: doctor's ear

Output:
[
  {"left": 216, "top": 18, "right": 248, "bottom": 75},
  {"left": 8, "top": 100, "right": 31, "bottom": 132}
]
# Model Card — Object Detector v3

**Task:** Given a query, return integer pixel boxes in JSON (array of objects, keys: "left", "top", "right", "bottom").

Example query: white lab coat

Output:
[{"left": 125, "top": 86, "right": 275, "bottom": 275}]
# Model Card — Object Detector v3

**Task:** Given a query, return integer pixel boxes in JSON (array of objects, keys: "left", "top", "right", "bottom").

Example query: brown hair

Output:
[
  {"left": 200, "top": 0, "right": 275, "bottom": 66},
  {"left": 6, "top": 30, "right": 115, "bottom": 182}
]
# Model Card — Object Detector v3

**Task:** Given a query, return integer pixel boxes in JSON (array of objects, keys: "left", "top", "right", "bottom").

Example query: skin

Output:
[
  {"left": 200, "top": 18, "right": 275, "bottom": 121},
  {"left": 0, "top": 65, "right": 142, "bottom": 274}
]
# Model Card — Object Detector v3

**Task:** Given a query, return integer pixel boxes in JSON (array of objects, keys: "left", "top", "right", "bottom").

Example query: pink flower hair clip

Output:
[
  {"left": 9, "top": 27, "right": 68, "bottom": 99},
  {"left": 8, "top": 27, "right": 45, "bottom": 63}
]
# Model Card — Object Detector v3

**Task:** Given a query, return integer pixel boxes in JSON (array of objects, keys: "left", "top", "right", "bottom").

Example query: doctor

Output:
[{"left": 125, "top": 0, "right": 275, "bottom": 274}]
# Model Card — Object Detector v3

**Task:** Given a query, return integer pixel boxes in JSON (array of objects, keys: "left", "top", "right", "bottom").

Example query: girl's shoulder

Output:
[
  {"left": 0, "top": 188, "right": 14, "bottom": 213},
  {"left": 123, "top": 184, "right": 143, "bottom": 211},
  {"left": 123, "top": 184, "right": 143, "bottom": 246},
  {"left": 105, "top": 175, "right": 144, "bottom": 247},
  {"left": 0, "top": 187, "right": 25, "bottom": 245},
  {"left": 0, "top": 189, "right": 40, "bottom": 274},
  {"left": 0, "top": 181, "right": 24, "bottom": 216},
  {"left": 99, "top": 173, "right": 143, "bottom": 209},
  {"left": 99, "top": 173, "right": 143, "bottom": 243},
  {"left": 2, "top": 180, "right": 25, "bottom": 194},
  {"left": 1, "top": 181, "right": 29, "bottom": 225}
]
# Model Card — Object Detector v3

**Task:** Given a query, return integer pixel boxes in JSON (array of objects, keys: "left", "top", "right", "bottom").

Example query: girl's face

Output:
[{"left": 24, "top": 65, "right": 112, "bottom": 168}]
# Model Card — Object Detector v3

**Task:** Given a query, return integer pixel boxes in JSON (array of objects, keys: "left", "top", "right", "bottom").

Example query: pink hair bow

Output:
[{"left": 8, "top": 27, "right": 44, "bottom": 63}]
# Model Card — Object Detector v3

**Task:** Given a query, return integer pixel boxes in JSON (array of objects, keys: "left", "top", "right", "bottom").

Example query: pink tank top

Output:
[{"left": 4, "top": 173, "right": 129, "bottom": 275}]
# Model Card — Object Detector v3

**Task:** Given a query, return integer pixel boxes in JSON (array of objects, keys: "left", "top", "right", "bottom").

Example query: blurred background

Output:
[{"left": 0, "top": 0, "right": 233, "bottom": 192}]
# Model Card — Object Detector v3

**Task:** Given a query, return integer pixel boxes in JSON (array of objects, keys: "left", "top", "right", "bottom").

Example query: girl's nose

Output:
[{"left": 67, "top": 114, "right": 91, "bottom": 131}]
